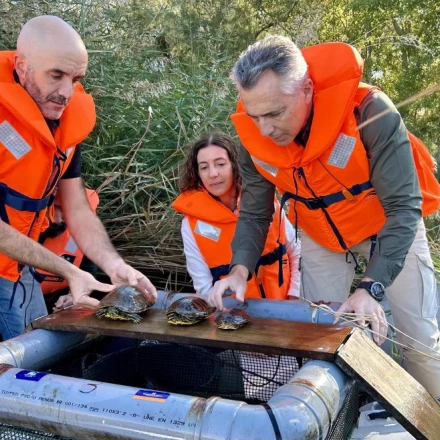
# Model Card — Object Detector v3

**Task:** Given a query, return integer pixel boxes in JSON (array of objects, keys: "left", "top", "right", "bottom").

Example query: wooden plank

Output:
[
  {"left": 335, "top": 328, "right": 440, "bottom": 440},
  {"left": 31, "top": 307, "right": 352, "bottom": 360}
]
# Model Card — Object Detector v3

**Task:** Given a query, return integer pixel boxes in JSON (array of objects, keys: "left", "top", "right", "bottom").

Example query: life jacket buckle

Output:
[
  {"left": 342, "top": 189, "right": 355, "bottom": 202},
  {"left": 304, "top": 198, "right": 323, "bottom": 210}
]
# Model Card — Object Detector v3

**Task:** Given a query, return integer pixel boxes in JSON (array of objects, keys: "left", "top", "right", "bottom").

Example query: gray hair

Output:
[{"left": 231, "top": 35, "right": 309, "bottom": 94}]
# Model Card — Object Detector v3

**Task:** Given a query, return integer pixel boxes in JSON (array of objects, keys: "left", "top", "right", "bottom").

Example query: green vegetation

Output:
[{"left": 1, "top": 0, "right": 439, "bottom": 288}]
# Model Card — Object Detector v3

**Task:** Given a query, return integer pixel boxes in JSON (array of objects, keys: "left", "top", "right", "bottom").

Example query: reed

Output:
[{"left": 1, "top": 0, "right": 438, "bottom": 290}]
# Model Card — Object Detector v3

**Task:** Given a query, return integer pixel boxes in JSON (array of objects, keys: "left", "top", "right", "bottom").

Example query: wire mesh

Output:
[
  {"left": 326, "top": 381, "right": 360, "bottom": 440},
  {"left": 49, "top": 338, "right": 300, "bottom": 404},
  {"left": 0, "top": 424, "right": 74, "bottom": 440},
  {"left": 0, "top": 337, "right": 359, "bottom": 439}
]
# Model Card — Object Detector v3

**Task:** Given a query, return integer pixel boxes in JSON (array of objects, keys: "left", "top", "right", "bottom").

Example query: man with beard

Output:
[{"left": 0, "top": 15, "right": 157, "bottom": 340}]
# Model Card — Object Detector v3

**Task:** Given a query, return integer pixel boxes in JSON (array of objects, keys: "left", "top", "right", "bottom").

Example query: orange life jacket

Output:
[
  {"left": 172, "top": 190, "right": 290, "bottom": 299},
  {"left": 0, "top": 51, "right": 96, "bottom": 281},
  {"left": 231, "top": 42, "right": 440, "bottom": 252},
  {"left": 33, "top": 189, "right": 99, "bottom": 294}
]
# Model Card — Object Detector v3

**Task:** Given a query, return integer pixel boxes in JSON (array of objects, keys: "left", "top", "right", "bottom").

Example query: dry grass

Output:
[{"left": 1, "top": 0, "right": 439, "bottom": 292}]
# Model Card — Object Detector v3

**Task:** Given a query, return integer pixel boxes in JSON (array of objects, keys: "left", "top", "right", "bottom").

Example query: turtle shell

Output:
[
  {"left": 215, "top": 308, "right": 251, "bottom": 330},
  {"left": 166, "top": 296, "right": 216, "bottom": 325},
  {"left": 98, "top": 285, "right": 156, "bottom": 314}
]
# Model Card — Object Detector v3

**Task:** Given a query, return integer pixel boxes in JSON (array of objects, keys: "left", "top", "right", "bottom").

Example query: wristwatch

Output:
[{"left": 358, "top": 281, "right": 385, "bottom": 302}]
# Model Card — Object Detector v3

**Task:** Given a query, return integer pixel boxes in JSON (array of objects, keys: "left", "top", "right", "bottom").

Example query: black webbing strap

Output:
[
  {"left": 0, "top": 182, "right": 55, "bottom": 223},
  {"left": 262, "top": 403, "right": 282, "bottom": 440}
]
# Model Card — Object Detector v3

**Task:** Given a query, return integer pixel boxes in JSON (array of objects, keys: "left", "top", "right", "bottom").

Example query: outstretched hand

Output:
[
  {"left": 66, "top": 269, "right": 115, "bottom": 309},
  {"left": 53, "top": 293, "right": 74, "bottom": 312},
  {"left": 105, "top": 259, "right": 157, "bottom": 300},
  {"left": 209, "top": 265, "right": 248, "bottom": 311},
  {"left": 334, "top": 288, "right": 388, "bottom": 345}
]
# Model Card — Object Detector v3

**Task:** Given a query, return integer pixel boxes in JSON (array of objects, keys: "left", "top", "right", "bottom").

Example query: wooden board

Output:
[
  {"left": 336, "top": 328, "right": 440, "bottom": 440},
  {"left": 31, "top": 307, "right": 352, "bottom": 360}
]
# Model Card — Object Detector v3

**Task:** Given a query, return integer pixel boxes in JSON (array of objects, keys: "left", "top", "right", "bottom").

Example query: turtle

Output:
[
  {"left": 215, "top": 308, "right": 252, "bottom": 330},
  {"left": 96, "top": 285, "right": 156, "bottom": 324},
  {"left": 166, "top": 296, "right": 216, "bottom": 325}
]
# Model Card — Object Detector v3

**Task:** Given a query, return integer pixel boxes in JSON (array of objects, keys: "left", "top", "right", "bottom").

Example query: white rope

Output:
[{"left": 304, "top": 298, "right": 440, "bottom": 363}]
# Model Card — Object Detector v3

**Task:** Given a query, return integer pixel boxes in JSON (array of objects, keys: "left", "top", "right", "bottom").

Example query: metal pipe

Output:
[
  {"left": 156, "top": 287, "right": 440, "bottom": 323},
  {"left": 0, "top": 359, "right": 351, "bottom": 440},
  {"left": 0, "top": 293, "right": 342, "bottom": 386},
  {"left": 269, "top": 360, "right": 350, "bottom": 439},
  {"left": 153, "top": 290, "right": 339, "bottom": 324},
  {"left": 0, "top": 330, "right": 94, "bottom": 370}
]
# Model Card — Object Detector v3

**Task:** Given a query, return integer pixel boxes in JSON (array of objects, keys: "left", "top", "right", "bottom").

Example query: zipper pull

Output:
[{"left": 297, "top": 167, "right": 303, "bottom": 179}]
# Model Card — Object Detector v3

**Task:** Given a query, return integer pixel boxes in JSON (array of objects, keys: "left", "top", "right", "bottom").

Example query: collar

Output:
[{"left": 294, "top": 106, "right": 314, "bottom": 147}]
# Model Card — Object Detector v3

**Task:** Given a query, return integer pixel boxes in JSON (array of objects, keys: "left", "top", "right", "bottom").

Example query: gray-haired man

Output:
[{"left": 210, "top": 35, "right": 440, "bottom": 398}]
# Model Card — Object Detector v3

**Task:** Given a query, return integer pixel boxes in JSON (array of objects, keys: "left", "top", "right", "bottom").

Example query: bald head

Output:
[
  {"left": 14, "top": 15, "right": 88, "bottom": 120},
  {"left": 17, "top": 15, "right": 87, "bottom": 64}
]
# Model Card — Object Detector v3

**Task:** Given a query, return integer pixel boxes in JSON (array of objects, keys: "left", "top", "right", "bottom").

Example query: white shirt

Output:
[{"left": 181, "top": 208, "right": 301, "bottom": 298}]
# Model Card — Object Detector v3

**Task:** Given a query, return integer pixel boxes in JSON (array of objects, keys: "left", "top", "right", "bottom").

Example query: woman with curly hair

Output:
[{"left": 172, "top": 131, "right": 300, "bottom": 301}]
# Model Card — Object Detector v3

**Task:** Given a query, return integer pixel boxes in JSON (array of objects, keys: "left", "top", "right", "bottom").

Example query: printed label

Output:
[
  {"left": 133, "top": 389, "right": 170, "bottom": 402},
  {"left": 16, "top": 370, "right": 47, "bottom": 382}
]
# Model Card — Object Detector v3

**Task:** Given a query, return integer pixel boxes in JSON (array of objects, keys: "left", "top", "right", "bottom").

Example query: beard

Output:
[{"left": 22, "top": 68, "right": 68, "bottom": 120}]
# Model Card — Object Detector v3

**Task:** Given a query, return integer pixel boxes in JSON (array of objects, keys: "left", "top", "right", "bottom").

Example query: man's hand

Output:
[
  {"left": 65, "top": 269, "right": 115, "bottom": 309},
  {"left": 53, "top": 293, "right": 74, "bottom": 312},
  {"left": 334, "top": 288, "right": 388, "bottom": 345},
  {"left": 104, "top": 259, "right": 157, "bottom": 300},
  {"left": 209, "top": 265, "right": 249, "bottom": 311}
]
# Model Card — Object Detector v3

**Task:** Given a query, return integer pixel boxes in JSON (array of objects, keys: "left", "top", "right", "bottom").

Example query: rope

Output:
[{"left": 305, "top": 298, "right": 440, "bottom": 363}]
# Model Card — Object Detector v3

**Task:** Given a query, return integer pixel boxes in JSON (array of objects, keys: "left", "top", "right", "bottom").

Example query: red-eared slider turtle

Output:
[
  {"left": 215, "top": 308, "right": 251, "bottom": 330},
  {"left": 96, "top": 285, "right": 156, "bottom": 324},
  {"left": 166, "top": 296, "right": 216, "bottom": 325}
]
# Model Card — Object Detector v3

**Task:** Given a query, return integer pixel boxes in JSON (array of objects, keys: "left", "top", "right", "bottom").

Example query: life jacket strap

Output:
[
  {"left": 257, "top": 244, "right": 287, "bottom": 267},
  {"left": 209, "top": 244, "right": 288, "bottom": 287},
  {"left": 281, "top": 180, "right": 373, "bottom": 211},
  {"left": 256, "top": 243, "right": 287, "bottom": 288},
  {"left": 0, "top": 182, "right": 55, "bottom": 224},
  {"left": 210, "top": 264, "right": 231, "bottom": 285}
]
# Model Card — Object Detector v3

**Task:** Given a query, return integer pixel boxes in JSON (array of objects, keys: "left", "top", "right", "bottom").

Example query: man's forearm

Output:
[
  {"left": 231, "top": 215, "right": 271, "bottom": 274},
  {"left": 65, "top": 209, "right": 123, "bottom": 275},
  {"left": 363, "top": 213, "right": 419, "bottom": 286},
  {"left": 231, "top": 146, "right": 276, "bottom": 275},
  {"left": 58, "top": 178, "right": 124, "bottom": 277},
  {"left": 360, "top": 90, "right": 422, "bottom": 286},
  {"left": 0, "top": 220, "right": 79, "bottom": 279}
]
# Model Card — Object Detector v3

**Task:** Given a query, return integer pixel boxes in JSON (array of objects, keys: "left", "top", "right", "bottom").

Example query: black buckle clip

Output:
[{"left": 304, "top": 198, "right": 324, "bottom": 210}]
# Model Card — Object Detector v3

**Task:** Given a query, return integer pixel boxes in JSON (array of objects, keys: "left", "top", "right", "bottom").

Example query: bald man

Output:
[{"left": 0, "top": 15, "right": 156, "bottom": 340}]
